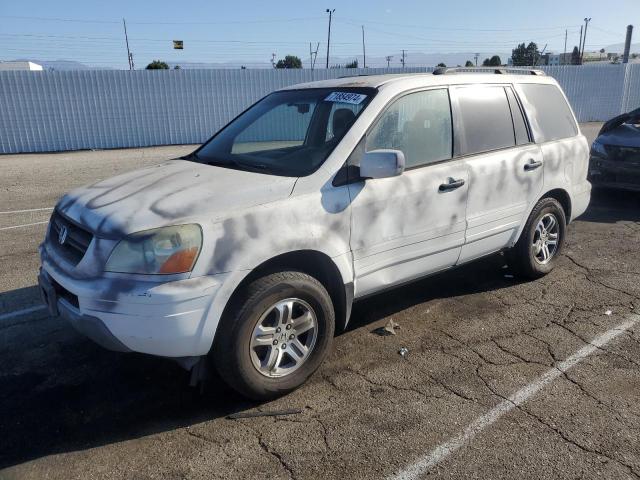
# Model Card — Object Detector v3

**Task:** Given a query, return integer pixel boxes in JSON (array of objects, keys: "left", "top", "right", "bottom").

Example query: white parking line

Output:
[
  {"left": 0, "top": 207, "right": 53, "bottom": 215},
  {"left": 389, "top": 315, "right": 639, "bottom": 480},
  {"left": 0, "top": 305, "right": 47, "bottom": 322},
  {"left": 0, "top": 221, "right": 49, "bottom": 231}
]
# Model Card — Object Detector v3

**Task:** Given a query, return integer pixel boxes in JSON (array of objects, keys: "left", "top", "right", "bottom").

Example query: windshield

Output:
[{"left": 191, "top": 87, "right": 376, "bottom": 176}]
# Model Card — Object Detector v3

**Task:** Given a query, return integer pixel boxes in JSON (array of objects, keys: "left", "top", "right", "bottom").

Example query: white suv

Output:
[{"left": 39, "top": 71, "right": 591, "bottom": 399}]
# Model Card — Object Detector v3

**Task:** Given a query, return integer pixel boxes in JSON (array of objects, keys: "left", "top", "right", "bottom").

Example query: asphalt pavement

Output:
[{"left": 2, "top": 124, "right": 640, "bottom": 479}]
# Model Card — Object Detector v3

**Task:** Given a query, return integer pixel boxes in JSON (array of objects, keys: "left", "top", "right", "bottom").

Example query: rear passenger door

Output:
[{"left": 451, "top": 84, "right": 544, "bottom": 263}]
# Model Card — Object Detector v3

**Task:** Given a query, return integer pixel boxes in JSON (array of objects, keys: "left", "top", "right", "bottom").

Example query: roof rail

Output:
[{"left": 432, "top": 67, "right": 545, "bottom": 76}]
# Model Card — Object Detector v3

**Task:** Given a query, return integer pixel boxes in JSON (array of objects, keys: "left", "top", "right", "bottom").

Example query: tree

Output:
[
  {"left": 482, "top": 58, "right": 491, "bottom": 66},
  {"left": 437, "top": 62, "right": 446, "bottom": 67},
  {"left": 465, "top": 60, "right": 474, "bottom": 67},
  {"left": 571, "top": 46, "right": 581, "bottom": 65},
  {"left": 173, "top": 65, "right": 181, "bottom": 70},
  {"left": 489, "top": 55, "right": 502, "bottom": 66},
  {"left": 146, "top": 60, "right": 169, "bottom": 70},
  {"left": 345, "top": 59, "right": 358, "bottom": 68},
  {"left": 275, "top": 55, "right": 302, "bottom": 69},
  {"left": 511, "top": 42, "right": 540, "bottom": 66}
]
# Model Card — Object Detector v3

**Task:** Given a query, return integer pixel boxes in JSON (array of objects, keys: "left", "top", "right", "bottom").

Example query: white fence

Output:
[{"left": 1, "top": 65, "right": 638, "bottom": 154}]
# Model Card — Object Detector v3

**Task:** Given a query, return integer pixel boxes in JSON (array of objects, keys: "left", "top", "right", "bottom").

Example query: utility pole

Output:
[
  {"left": 271, "top": 53, "right": 276, "bottom": 68},
  {"left": 581, "top": 17, "right": 591, "bottom": 64},
  {"left": 623, "top": 25, "right": 634, "bottom": 63},
  {"left": 578, "top": 25, "right": 583, "bottom": 65},
  {"left": 313, "top": 42, "right": 320, "bottom": 69},
  {"left": 385, "top": 55, "right": 392, "bottom": 68},
  {"left": 401, "top": 49, "right": 406, "bottom": 69},
  {"left": 123, "top": 18, "right": 133, "bottom": 70},
  {"left": 563, "top": 29, "right": 567, "bottom": 65},
  {"left": 362, "top": 25, "right": 366, "bottom": 68},
  {"left": 325, "top": 8, "right": 335, "bottom": 69},
  {"left": 474, "top": 52, "right": 479, "bottom": 66},
  {"left": 309, "top": 42, "right": 320, "bottom": 70}
]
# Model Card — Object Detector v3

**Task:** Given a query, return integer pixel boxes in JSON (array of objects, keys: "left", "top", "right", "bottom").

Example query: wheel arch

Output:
[
  {"left": 542, "top": 188, "right": 572, "bottom": 222},
  {"left": 512, "top": 188, "right": 572, "bottom": 247},
  {"left": 216, "top": 250, "right": 353, "bottom": 345}
]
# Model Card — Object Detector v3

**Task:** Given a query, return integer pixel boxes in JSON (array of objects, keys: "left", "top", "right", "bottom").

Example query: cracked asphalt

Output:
[{"left": 2, "top": 123, "right": 640, "bottom": 479}]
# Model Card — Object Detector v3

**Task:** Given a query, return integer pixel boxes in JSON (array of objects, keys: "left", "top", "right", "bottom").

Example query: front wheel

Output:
[
  {"left": 212, "top": 271, "right": 335, "bottom": 400},
  {"left": 508, "top": 197, "right": 567, "bottom": 279}
]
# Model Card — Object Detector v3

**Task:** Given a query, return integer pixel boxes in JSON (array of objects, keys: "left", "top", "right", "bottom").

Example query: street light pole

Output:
[{"left": 325, "top": 9, "right": 335, "bottom": 69}]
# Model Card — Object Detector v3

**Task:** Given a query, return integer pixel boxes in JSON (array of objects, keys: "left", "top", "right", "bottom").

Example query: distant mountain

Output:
[
  {"left": 10, "top": 51, "right": 515, "bottom": 71},
  {"left": 604, "top": 42, "right": 640, "bottom": 54},
  {"left": 8, "top": 59, "right": 112, "bottom": 70},
  {"left": 168, "top": 51, "right": 511, "bottom": 70}
]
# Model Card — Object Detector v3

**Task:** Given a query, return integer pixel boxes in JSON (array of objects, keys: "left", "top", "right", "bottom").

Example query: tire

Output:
[
  {"left": 508, "top": 197, "right": 567, "bottom": 279},
  {"left": 212, "top": 271, "right": 335, "bottom": 400}
]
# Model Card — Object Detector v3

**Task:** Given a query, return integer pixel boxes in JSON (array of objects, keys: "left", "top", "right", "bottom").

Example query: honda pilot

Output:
[{"left": 39, "top": 70, "right": 591, "bottom": 399}]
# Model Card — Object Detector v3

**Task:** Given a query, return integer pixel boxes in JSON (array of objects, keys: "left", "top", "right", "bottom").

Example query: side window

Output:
[
  {"left": 518, "top": 84, "right": 577, "bottom": 143},
  {"left": 455, "top": 85, "right": 515, "bottom": 155},
  {"left": 366, "top": 88, "right": 452, "bottom": 168},
  {"left": 505, "top": 87, "right": 530, "bottom": 145}
]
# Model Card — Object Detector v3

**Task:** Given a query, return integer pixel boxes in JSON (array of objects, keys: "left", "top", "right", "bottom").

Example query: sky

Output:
[{"left": 1, "top": 0, "right": 638, "bottom": 69}]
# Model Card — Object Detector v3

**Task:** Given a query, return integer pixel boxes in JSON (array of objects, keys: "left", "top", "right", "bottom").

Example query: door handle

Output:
[
  {"left": 524, "top": 159, "right": 543, "bottom": 171},
  {"left": 438, "top": 178, "right": 465, "bottom": 192}
]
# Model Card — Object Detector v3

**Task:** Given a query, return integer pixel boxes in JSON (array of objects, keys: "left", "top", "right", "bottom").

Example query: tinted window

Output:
[
  {"left": 366, "top": 89, "right": 452, "bottom": 168},
  {"left": 456, "top": 85, "right": 515, "bottom": 155},
  {"left": 505, "top": 87, "right": 530, "bottom": 145},
  {"left": 518, "top": 84, "right": 577, "bottom": 142}
]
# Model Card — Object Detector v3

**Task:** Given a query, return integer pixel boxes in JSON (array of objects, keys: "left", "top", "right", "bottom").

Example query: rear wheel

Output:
[
  {"left": 508, "top": 197, "right": 566, "bottom": 279},
  {"left": 212, "top": 271, "right": 334, "bottom": 400}
]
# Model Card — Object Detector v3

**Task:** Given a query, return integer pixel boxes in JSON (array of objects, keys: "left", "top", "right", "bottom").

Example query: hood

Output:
[
  {"left": 597, "top": 123, "right": 640, "bottom": 148},
  {"left": 57, "top": 160, "right": 296, "bottom": 237}
]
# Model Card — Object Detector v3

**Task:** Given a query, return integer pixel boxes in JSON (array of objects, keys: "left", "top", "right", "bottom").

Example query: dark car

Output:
[{"left": 589, "top": 107, "right": 640, "bottom": 191}]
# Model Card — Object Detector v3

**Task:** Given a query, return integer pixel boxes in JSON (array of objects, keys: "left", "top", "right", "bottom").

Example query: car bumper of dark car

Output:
[{"left": 588, "top": 155, "right": 640, "bottom": 192}]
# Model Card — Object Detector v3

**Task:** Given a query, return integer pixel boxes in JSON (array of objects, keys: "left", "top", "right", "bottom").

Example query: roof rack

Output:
[{"left": 432, "top": 67, "right": 545, "bottom": 76}]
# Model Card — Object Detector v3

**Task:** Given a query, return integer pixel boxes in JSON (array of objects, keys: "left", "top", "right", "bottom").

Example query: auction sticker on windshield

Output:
[{"left": 324, "top": 92, "right": 368, "bottom": 105}]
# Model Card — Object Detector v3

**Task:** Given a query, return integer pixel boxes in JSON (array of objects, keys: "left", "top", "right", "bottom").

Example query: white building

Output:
[
  {"left": 547, "top": 54, "right": 561, "bottom": 66},
  {"left": 0, "top": 61, "right": 44, "bottom": 71}
]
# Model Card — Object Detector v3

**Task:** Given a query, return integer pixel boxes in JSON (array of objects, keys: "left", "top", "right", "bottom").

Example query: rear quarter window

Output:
[{"left": 517, "top": 84, "right": 577, "bottom": 143}]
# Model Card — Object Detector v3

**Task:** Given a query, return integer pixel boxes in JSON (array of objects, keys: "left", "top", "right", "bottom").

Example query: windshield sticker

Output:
[{"left": 324, "top": 92, "right": 368, "bottom": 105}]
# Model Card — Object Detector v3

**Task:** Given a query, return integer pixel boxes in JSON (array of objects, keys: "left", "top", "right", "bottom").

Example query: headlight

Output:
[
  {"left": 591, "top": 140, "right": 607, "bottom": 156},
  {"left": 105, "top": 224, "right": 202, "bottom": 274}
]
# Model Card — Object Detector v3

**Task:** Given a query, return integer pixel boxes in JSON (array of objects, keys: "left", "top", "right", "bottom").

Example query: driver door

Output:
[{"left": 348, "top": 88, "right": 469, "bottom": 297}]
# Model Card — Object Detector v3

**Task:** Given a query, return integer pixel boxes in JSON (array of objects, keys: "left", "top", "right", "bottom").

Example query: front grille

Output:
[
  {"left": 49, "top": 211, "right": 93, "bottom": 266},
  {"left": 604, "top": 145, "right": 640, "bottom": 163}
]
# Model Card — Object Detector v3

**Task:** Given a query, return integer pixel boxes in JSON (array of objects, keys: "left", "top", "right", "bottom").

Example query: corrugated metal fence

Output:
[{"left": 1, "top": 65, "right": 639, "bottom": 154}]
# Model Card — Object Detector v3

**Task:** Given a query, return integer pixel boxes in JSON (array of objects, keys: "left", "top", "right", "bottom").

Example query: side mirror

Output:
[{"left": 360, "top": 149, "right": 405, "bottom": 179}]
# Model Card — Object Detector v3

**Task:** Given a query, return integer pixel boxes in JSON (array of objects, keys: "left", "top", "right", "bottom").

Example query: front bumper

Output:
[
  {"left": 588, "top": 155, "right": 640, "bottom": 191},
  {"left": 39, "top": 246, "right": 225, "bottom": 357},
  {"left": 39, "top": 270, "right": 131, "bottom": 352}
]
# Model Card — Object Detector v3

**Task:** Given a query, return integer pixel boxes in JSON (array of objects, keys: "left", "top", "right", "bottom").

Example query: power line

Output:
[
  {"left": 337, "top": 17, "right": 582, "bottom": 33},
  {"left": 0, "top": 14, "right": 325, "bottom": 25}
]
